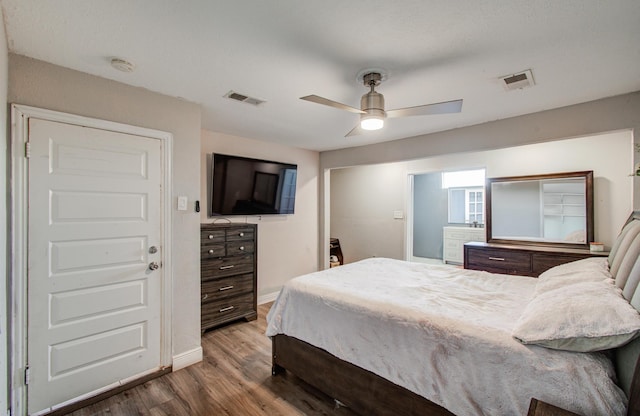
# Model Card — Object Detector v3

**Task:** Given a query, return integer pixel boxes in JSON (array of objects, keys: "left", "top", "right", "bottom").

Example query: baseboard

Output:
[
  {"left": 172, "top": 346, "right": 203, "bottom": 371},
  {"left": 258, "top": 290, "right": 279, "bottom": 305}
]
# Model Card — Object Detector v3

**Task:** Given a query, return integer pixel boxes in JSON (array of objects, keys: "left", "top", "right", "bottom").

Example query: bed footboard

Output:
[{"left": 271, "top": 334, "right": 454, "bottom": 416}]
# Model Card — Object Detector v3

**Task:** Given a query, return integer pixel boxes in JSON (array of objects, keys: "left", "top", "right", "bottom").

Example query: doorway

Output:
[
  {"left": 409, "top": 168, "right": 485, "bottom": 263},
  {"left": 10, "top": 105, "right": 173, "bottom": 415}
]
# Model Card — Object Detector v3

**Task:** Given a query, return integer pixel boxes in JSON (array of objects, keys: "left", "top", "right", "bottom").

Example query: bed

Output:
[{"left": 266, "top": 213, "right": 640, "bottom": 416}]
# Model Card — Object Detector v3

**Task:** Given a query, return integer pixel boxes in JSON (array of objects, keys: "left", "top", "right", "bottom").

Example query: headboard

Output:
[{"left": 609, "top": 211, "right": 640, "bottom": 415}]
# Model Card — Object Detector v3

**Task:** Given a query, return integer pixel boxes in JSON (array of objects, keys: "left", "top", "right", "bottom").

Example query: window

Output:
[
  {"left": 442, "top": 169, "right": 485, "bottom": 225},
  {"left": 467, "top": 189, "right": 483, "bottom": 223}
]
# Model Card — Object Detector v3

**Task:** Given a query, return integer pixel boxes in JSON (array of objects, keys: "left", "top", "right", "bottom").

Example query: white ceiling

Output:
[{"left": 2, "top": 0, "right": 639, "bottom": 151}]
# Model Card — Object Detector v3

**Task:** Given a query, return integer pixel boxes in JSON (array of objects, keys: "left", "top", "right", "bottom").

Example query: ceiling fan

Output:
[{"left": 300, "top": 71, "right": 463, "bottom": 137}]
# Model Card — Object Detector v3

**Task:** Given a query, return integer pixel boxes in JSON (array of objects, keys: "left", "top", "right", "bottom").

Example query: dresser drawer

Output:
[
  {"left": 227, "top": 241, "right": 254, "bottom": 256},
  {"left": 201, "top": 254, "right": 255, "bottom": 279},
  {"left": 531, "top": 252, "right": 591, "bottom": 276},
  {"left": 200, "top": 241, "right": 255, "bottom": 258},
  {"left": 201, "top": 292, "right": 255, "bottom": 328},
  {"left": 466, "top": 247, "right": 531, "bottom": 272},
  {"left": 201, "top": 273, "right": 254, "bottom": 302},
  {"left": 226, "top": 227, "right": 255, "bottom": 242},
  {"left": 201, "top": 244, "right": 225, "bottom": 258},
  {"left": 444, "top": 229, "right": 469, "bottom": 239},
  {"left": 201, "top": 230, "right": 225, "bottom": 245}
]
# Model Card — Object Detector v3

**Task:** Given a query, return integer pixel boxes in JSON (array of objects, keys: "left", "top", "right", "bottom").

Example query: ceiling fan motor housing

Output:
[
  {"left": 361, "top": 72, "right": 386, "bottom": 120},
  {"left": 361, "top": 91, "right": 385, "bottom": 118},
  {"left": 360, "top": 92, "right": 385, "bottom": 129}
]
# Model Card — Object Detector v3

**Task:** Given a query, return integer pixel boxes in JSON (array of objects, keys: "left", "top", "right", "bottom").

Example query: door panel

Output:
[
  {"left": 50, "top": 322, "right": 147, "bottom": 378},
  {"left": 50, "top": 280, "right": 146, "bottom": 324},
  {"left": 27, "top": 118, "right": 163, "bottom": 414},
  {"left": 51, "top": 190, "right": 148, "bottom": 222}
]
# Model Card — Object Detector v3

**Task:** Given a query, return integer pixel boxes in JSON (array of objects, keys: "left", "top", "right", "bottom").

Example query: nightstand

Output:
[{"left": 527, "top": 398, "right": 580, "bottom": 416}]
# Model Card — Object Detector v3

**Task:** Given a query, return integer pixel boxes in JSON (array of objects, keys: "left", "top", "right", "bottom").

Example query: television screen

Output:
[{"left": 210, "top": 153, "right": 297, "bottom": 216}]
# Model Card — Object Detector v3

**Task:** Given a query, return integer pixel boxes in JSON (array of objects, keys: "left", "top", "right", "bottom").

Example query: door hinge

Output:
[
  {"left": 24, "top": 366, "right": 30, "bottom": 385},
  {"left": 24, "top": 142, "right": 31, "bottom": 158}
]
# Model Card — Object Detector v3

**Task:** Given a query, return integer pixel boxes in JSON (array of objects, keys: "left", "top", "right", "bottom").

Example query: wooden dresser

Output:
[
  {"left": 464, "top": 241, "right": 608, "bottom": 277},
  {"left": 200, "top": 223, "right": 257, "bottom": 332}
]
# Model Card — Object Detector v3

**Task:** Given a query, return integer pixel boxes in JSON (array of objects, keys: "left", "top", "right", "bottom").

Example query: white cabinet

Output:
[{"left": 443, "top": 226, "right": 485, "bottom": 264}]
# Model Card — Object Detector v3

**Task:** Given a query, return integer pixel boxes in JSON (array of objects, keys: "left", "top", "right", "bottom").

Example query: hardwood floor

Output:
[{"left": 68, "top": 303, "right": 358, "bottom": 416}]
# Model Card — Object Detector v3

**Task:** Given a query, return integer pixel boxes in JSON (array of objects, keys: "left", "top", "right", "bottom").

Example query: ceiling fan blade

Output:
[
  {"left": 345, "top": 124, "right": 363, "bottom": 137},
  {"left": 300, "top": 95, "right": 365, "bottom": 114},
  {"left": 386, "top": 99, "right": 463, "bottom": 118}
]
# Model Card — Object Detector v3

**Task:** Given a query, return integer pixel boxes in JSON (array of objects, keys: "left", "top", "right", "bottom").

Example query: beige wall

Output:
[
  {"left": 0, "top": 7, "right": 9, "bottom": 412},
  {"left": 330, "top": 131, "right": 633, "bottom": 263},
  {"left": 330, "top": 163, "right": 406, "bottom": 263},
  {"left": 201, "top": 130, "right": 319, "bottom": 298},
  {"left": 321, "top": 91, "right": 640, "bottom": 267},
  {"left": 8, "top": 54, "right": 202, "bottom": 357}
]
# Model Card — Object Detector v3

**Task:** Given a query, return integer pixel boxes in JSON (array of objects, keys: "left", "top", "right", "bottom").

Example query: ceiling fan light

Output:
[{"left": 360, "top": 116, "right": 384, "bottom": 130}]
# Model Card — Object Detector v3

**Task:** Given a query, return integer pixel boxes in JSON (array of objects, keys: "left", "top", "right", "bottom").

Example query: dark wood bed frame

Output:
[
  {"left": 271, "top": 210, "right": 640, "bottom": 416},
  {"left": 272, "top": 334, "right": 454, "bottom": 415},
  {"left": 272, "top": 334, "right": 640, "bottom": 416}
]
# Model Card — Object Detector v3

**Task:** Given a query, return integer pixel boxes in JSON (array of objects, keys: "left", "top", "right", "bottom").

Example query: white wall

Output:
[
  {"left": 201, "top": 130, "right": 319, "bottom": 300},
  {"left": 320, "top": 91, "right": 640, "bottom": 267},
  {"left": 7, "top": 54, "right": 202, "bottom": 361},
  {"left": 330, "top": 131, "right": 633, "bottom": 262},
  {"left": 0, "top": 6, "right": 9, "bottom": 413}
]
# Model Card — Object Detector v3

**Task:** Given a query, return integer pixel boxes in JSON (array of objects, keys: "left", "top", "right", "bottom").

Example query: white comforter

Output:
[{"left": 266, "top": 258, "right": 627, "bottom": 416}]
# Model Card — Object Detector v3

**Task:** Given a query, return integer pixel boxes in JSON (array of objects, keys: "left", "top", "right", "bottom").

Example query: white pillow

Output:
[
  {"left": 512, "top": 280, "right": 640, "bottom": 352},
  {"left": 536, "top": 271, "right": 613, "bottom": 294},
  {"left": 538, "top": 257, "right": 611, "bottom": 279}
]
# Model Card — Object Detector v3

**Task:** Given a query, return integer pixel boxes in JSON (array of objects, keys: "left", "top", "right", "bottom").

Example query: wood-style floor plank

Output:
[{"left": 67, "top": 303, "right": 357, "bottom": 416}]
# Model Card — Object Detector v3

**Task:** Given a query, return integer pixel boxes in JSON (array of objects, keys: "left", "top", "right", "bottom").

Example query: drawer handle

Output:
[
  {"left": 219, "top": 285, "right": 234, "bottom": 291},
  {"left": 488, "top": 257, "right": 505, "bottom": 261},
  {"left": 239, "top": 232, "right": 244, "bottom": 237},
  {"left": 219, "top": 265, "right": 235, "bottom": 270},
  {"left": 208, "top": 234, "right": 214, "bottom": 239},
  {"left": 202, "top": 294, "right": 208, "bottom": 300},
  {"left": 208, "top": 249, "right": 215, "bottom": 255},
  {"left": 239, "top": 246, "right": 245, "bottom": 251},
  {"left": 219, "top": 306, "right": 234, "bottom": 313}
]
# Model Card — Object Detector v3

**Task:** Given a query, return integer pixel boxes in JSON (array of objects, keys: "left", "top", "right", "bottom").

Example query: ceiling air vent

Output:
[
  {"left": 500, "top": 69, "right": 535, "bottom": 91},
  {"left": 224, "top": 90, "right": 266, "bottom": 106}
]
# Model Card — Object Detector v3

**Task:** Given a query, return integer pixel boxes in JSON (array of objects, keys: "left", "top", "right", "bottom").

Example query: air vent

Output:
[
  {"left": 224, "top": 90, "right": 266, "bottom": 106},
  {"left": 500, "top": 69, "right": 535, "bottom": 91}
]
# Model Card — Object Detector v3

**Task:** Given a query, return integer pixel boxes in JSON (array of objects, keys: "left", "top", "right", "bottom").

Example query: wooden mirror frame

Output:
[{"left": 486, "top": 170, "right": 594, "bottom": 249}]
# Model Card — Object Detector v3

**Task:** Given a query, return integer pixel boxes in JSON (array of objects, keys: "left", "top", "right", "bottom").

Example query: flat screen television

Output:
[{"left": 209, "top": 153, "right": 298, "bottom": 216}]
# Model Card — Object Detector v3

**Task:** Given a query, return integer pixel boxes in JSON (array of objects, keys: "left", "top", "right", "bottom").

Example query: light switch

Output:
[
  {"left": 393, "top": 210, "right": 404, "bottom": 219},
  {"left": 177, "top": 196, "right": 188, "bottom": 211}
]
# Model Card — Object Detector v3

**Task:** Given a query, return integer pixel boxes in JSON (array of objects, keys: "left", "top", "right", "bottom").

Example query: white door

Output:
[{"left": 27, "top": 118, "right": 164, "bottom": 414}]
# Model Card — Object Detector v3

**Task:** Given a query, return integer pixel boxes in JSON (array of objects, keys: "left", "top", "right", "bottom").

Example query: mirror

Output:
[{"left": 486, "top": 171, "right": 594, "bottom": 248}]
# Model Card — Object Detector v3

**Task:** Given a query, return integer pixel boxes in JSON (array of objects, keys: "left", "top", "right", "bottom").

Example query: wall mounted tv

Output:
[{"left": 209, "top": 153, "right": 298, "bottom": 216}]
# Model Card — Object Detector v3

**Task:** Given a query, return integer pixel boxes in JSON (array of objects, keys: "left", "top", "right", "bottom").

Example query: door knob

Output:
[{"left": 148, "top": 262, "right": 160, "bottom": 271}]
